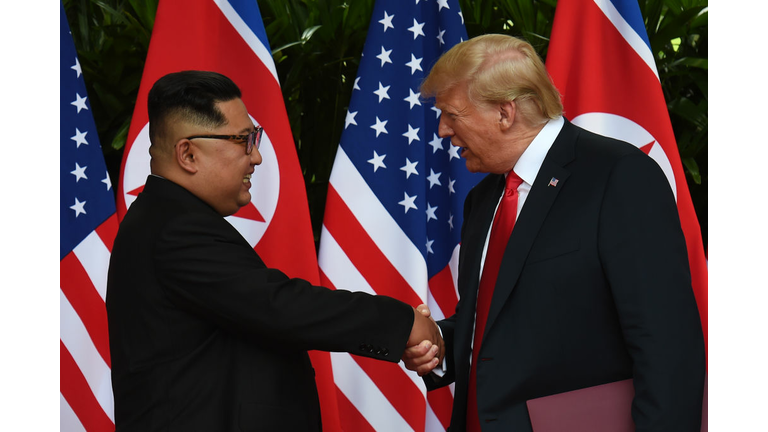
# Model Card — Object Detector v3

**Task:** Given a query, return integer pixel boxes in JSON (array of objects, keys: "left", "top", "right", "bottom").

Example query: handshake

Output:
[{"left": 402, "top": 305, "right": 443, "bottom": 376}]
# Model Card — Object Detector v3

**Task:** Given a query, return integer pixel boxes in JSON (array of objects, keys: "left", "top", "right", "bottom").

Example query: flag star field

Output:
[
  {"left": 338, "top": 0, "right": 483, "bottom": 279},
  {"left": 61, "top": 19, "right": 115, "bottom": 260}
]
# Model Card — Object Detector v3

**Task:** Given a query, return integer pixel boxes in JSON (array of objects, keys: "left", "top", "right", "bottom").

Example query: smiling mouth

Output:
[{"left": 243, "top": 174, "right": 252, "bottom": 183}]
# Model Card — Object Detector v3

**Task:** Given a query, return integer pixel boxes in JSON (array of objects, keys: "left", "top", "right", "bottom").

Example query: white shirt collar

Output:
[{"left": 512, "top": 116, "right": 564, "bottom": 185}]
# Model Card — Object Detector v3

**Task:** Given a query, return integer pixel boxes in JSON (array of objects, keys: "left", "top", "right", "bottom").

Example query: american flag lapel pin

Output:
[{"left": 548, "top": 177, "right": 559, "bottom": 187}]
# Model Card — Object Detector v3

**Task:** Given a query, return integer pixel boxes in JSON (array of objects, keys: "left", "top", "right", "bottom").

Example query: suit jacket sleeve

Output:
[
  {"left": 598, "top": 152, "right": 705, "bottom": 431},
  {"left": 152, "top": 210, "right": 414, "bottom": 362}
]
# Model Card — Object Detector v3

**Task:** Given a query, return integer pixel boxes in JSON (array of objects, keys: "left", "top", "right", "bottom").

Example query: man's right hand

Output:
[{"left": 403, "top": 305, "right": 443, "bottom": 376}]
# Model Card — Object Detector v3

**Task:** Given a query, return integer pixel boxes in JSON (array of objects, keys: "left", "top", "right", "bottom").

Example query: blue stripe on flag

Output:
[
  {"left": 228, "top": 0, "right": 273, "bottom": 52},
  {"left": 609, "top": 0, "right": 652, "bottom": 49}
]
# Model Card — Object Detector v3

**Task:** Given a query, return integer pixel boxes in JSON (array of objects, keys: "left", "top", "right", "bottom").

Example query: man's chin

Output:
[
  {"left": 238, "top": 192, "right": 252, "bottom": 207},
  {"left": 464, "top": 160, "right": 481, "bottom": 173}
]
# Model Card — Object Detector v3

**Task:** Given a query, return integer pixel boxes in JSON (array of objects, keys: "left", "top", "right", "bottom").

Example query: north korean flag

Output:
[
  {"left": 117, "top": 1, "right": 340, "bottom": 429},
  {"left": 546, "top": 0, "right": 708, "bottom": 353}
]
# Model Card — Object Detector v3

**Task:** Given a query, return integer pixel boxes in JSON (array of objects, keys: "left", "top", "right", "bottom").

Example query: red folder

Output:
[
  {"left": 526, "top": 377, "right": 708, "bottom": 432},
  {"left": 526, "top": 379, "right": 635, "bottom": 432}
]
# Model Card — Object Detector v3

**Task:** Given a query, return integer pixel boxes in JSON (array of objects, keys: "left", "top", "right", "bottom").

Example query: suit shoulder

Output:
[
  {"left": 573, "top": 125, "right": 643, "bottom": 159},
  {"left": 467, "top": 173, "right": 499, "bottom": 198},
  {"left": 566, "top": 125, "right": 663, "bottom": 179},
  {"left": 114, "top": 178, "right": 230, "bottom": 249}
]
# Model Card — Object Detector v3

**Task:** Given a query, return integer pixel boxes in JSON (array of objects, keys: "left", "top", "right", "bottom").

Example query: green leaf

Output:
[
  {"left": 649, "top": 6, "right": 706, "bottom": 50},
  {"left": 670, "top": 57, "right": 708, "bottom": 69},
  {"left": 301, "top": 24, "right": 322, "bottom": 42},
  {"left": 110, "top": 119, "right": 131, "bottom": 151},
  {"left": 682, "top": 157, "right": 701, "bottom": 184}
]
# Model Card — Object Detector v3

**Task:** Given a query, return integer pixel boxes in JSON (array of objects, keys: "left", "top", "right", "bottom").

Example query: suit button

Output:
[
  {"left": 382, "top": 349, "right": 389, "bottom": 356},
  {"left": 359, "top": 343, "right": 367, "bottom": 351}
]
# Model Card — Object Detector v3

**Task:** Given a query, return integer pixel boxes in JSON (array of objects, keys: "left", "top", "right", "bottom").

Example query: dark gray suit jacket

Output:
[
  {"left": 429, "top": 120, "right": 705, "bottom": 432},
  {"left": 107, "top": 175, "right": 414, "bottom": 431}
]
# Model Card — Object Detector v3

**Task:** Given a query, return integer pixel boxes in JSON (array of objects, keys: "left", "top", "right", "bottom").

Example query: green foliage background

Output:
[{"left": 63, "top": 0, "right": 708, "bottom": 249}]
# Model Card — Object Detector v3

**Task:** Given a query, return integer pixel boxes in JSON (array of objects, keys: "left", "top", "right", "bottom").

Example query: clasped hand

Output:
[{"left": 402, "top": 305, "right": 443, "bottom": 376}]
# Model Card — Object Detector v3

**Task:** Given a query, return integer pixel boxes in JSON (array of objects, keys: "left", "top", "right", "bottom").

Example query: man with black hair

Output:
[{"left": 107, "top": 70, "right": 443, "bottom": 431}]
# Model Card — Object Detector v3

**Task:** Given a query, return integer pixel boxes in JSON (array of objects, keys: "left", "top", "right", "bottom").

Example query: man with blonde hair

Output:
[{"left": 403, "top": 34, "right": 704, "bottom": 431}]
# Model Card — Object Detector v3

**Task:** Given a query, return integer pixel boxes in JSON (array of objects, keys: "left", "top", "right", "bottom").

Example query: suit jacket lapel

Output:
[
  {"left": 483, "top": 120, "right": 579, "bottom": 336},
  {"left": 455, "top": 175, "right": 505, "bottom": 364}
]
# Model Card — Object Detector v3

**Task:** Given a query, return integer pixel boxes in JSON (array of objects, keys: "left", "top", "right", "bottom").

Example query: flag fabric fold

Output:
[
  {"left": 60, "top": 2, "right": 118, "bottom": 430},
  {"left": 117, "top": 0, "right": 339, "bottom": 429},
  {"left": 317, "top": 1, "right": 484, "bottom": 430},
  {"left": 546, "top": 0, "right": 708, "bottom": 352}
]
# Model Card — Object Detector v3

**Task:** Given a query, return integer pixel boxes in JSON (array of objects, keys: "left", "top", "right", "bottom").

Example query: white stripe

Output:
[
  {"left": 647, "top": 142, "right": 678, "bottom": 201},
  {"left": 331, "top": 352, "right": 413, "bottom": 432},
  {"left": 449, "top": 243, "right": 461, "bottom": 304},
  {"left": 72, "top": 231, "right": 110, "bottom": 301},
  {"left": 317, "top": 226, "right": 376, "bottom": 296},
  {"left": 60, "top": 394, "right": 87, "bottom": 432},
  {"left": 213, "top": 0, "right": 279, "bottom": 83},
  {"left": 398, "top": 357, "right": 429, "bottom": 393},
  {"left": 426, "top": 290, "right": 446, "bottom": 321},
  {"left": 327, "top": 147, "right": 429, "bottom": 301},
  {"left": 594, "top": 0, "right": 659, "bottom": 80},
  {"left": 424, "top": 400, "right": 444, "bottom": 432},
  {"left": 60, "top": 290, "right": 115, "bottom": 422},
  {"left": 427, "top": 243, "right": 462, "bottom": 320}
]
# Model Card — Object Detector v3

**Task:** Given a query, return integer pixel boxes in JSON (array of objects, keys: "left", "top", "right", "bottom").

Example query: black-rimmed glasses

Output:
[{"left": 186, "top": 125, "right": 263, "bottom": 154}]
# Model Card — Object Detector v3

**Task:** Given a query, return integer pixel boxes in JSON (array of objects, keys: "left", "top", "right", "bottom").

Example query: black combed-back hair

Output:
[{"left": 147, "top": 70, "right": 242, "bottom": 146}]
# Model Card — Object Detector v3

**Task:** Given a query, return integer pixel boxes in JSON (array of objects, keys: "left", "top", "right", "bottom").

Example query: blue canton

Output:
[
  {"left": 340, "top": 0, "right": 484, "bottom": 278},
  {"left": 60, "top": 3, "right": 116, "bottom": 259}
]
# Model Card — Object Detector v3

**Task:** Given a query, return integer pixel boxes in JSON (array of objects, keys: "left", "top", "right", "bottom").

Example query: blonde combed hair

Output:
[{"left": 421, "top": 34, "right": 563, "bottom": 125}]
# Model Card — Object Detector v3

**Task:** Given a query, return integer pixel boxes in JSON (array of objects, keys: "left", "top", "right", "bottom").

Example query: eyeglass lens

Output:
[{"left": 247, "top": 127, "right": 262, "bottom": 154}]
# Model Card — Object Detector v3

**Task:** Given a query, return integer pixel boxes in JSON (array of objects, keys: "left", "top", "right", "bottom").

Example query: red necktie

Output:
[{"left": 467, "top": 171, "right": 524, "bottom": 432}]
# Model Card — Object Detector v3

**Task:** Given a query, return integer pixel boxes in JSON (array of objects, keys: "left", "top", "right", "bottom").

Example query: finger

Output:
[
  {"left": 416, "top": 356, "right": 440, "bottom": 376},
  {"left": 402, "top": 343, "right": 439, "bottom": 372},
  {"left": 410, "top": 344, "right": 439, "bottom": 368},
  {"left": 416, "top": 304, "right": 431, "bottom": 317},
  {"left": 402, "top": 340, "right": 432, "bottom": 359}
]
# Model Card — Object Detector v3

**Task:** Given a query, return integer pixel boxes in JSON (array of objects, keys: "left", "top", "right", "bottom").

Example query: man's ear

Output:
[
  {"left": 498, "top": 100, "right": 516, "bottom": 131},
  {"left": 175, "top": 139, "right": 198, "bottom": 174}
]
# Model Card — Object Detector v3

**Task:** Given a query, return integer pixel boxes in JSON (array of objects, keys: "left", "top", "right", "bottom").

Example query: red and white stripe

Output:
[
  {"left": 60, "top": 214, "right": 118, "bottom": 431},
  {"left": 319, "top": 147, "right": 456, "bottom": 431}
]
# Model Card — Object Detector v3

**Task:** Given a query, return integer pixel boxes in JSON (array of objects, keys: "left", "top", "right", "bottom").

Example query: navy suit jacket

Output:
[
  {"left": 429, "top": 120, "right": 705, "bottom": 431},
  {"left": 107, "top": 176, "right": 414, "bottom": 431}
]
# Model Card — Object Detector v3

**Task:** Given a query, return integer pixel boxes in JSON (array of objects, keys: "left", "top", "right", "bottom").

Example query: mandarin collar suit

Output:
[
  {"left": 431, "top": 120, "right": 705, "bottom": 432},
  {"left": 107, "top": 176, "right": 414, "bottom": 431}
]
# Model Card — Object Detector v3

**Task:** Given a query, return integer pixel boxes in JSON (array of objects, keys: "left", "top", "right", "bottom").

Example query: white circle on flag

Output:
[
  {"left": 121, "top": 116, "right": 280, "bottom": 247},
  {"left": 571, "top": 112, "right": 677, "bottom": 201}
]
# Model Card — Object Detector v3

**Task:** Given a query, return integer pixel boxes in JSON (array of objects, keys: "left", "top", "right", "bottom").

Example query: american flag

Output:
[
  {"left": 546, "top": 0, "right": 708, "bottom": 353},
  {"left": 317, "top": 0, "right": 484, "bottom": 430},
  {"left": 60, "top": 2, "right": 118, "bottom": 431}
]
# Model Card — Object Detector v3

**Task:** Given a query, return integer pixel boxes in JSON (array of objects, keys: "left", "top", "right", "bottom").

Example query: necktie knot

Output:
[{"left": 505, "top": 171, "right": 523, "bottom": 195}]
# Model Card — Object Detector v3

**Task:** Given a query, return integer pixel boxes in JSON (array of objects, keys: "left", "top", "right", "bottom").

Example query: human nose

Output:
[
  {"left": 250, "top": 147, "right": 263, "bottom": 165},
  {"left": 437, "top": 116, "right": 453, "bottom": 138}
]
